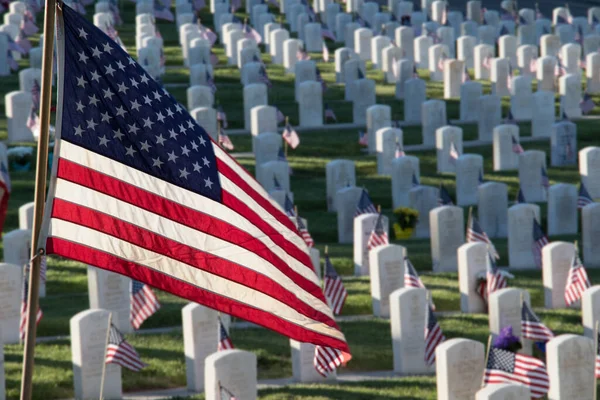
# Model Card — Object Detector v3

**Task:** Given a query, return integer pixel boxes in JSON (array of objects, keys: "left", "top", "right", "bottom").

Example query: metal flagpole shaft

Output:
[
  {"left": 99, "top": 313, "right": 113, "bottom": 400},
  {"left": 20, "top": 0, "right": 57, "bottom": 397}
]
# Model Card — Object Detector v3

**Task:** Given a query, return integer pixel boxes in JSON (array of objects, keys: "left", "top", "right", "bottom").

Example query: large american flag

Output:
[
  {"left": 483, "top": 347, "right": 549, "bottom": 398},
  {"left": 466, "top": 213, "right": 499, "bottom": 259},
  {"left": 20, "top": 270, "right": 43, "bottom": 341},
  {"left": 130, "top": 279, "right": 161, "bottom": 329},
  {"left": 578, "top": 182, "right": 594, "bottom": 208},
  {"left": 105, "top": 324, "right": 146, "bottom": 371},
  {"left": 521, "top": 301, "right": 554, "bottom": 341},
  {"left": 218, "top": 318, "right": 234, "bottom": 350},
  {"left": 354, "top": 189, "right": 377, "bottom": 217},
  {"left": 564, "top": 248, "right": 591, "bottom": 306},
  {"left": 0, "top": 160, "right": 11, "bottom": 236},
  {"left": 531, "top": 219, "right": 548, "bottom": 268},
  {"left": 366, "top": 213, "right": 388, "bottom": 250},
  {"left": 40, "top": 5, "right": 349, "bottom": 357},
  {"left": 323, "top": 254, "right": 347, "bottom": 315},
  {"left": 424, "top": 305, "right": 444, "bottom": 365}
]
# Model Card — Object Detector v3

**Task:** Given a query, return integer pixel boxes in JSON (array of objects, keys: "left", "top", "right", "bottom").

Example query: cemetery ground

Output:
[{"left": 3, "top": 3, "right": 600, "bottom": 399}]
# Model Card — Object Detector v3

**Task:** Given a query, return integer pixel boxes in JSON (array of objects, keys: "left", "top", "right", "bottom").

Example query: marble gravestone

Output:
[
  {"left": 456, "top": 154, "right": 483, "bottom": 206},
  {"left": 458, "top": 243, "right": 488, "bottom": 313},
  {"left": 508, "top": 204, "right": 541, "bottom": 269},
  {"left": 477, "top": 95, "right": 501, "bottom": 141},
  {"left": 489, "top": 288, "right": 532, "bottom": 354},
  {"left": 353, "top": 213, "right": 381, "bottom": 276},
  {"left": 559, "top": 74, "right": 583, "bottom": 119},
  {"left": 476, "top": 384, "right": 530, "bottom": 399},
  {"left": 551, "top": 120, "right": 577, "bottom": 167},
  {"left": 204, "top": 350, "right": 257, "bottom": 400},
  {"left": 352, "top": 79, "right": 376, "bottom": 125},
  {"left": 298, "top": 81, "right": 323, "bottom": 127},
  {"left": 404, "top": 78, "right": 426, "bottom": 124},
  {"left": 436, "top": 338, "right": 485, "bottom": 400},
  {"left": 430, "top": 206, "right": 465, "bottom": 272},
  {"left": 256, "top": 161, "right": 290, "bottom": 193},
  {"left": 409, "top": 185, "right": 439, "bottom": 238},
  {"left": 243, "top": 84, "right": 268, "bottom": 131},
  {"left": 336, "top": 186, "right": 363, "bottom": 244},
  {"left": 369, "top": 244, "right": 405, "bottom": 318},
  {"left": 366, "top": 105, "right": 391, "bottom": 153},
  {"left": 547, "top": 184, "right": 577, "bottom": 236},
  {"left": 518, "top": 150, "right": 547, "bottom": 203},
  {"left": 459, "top": 81, "right": 482, "bottom": 122},
  {"left": 546, "top": 335, "right": 595, "bottom": 400},
  {"left": 326, "top": 160, "right": 356, "bottom": 212},
  {"left": 580, "top": 147, "right": 600, "bottom": 199},
  {"left": 5, "top": 91, "right": 35, "bottom": 143},
  {"left": 422, "top": 100, "right": 447, "bottom": 146},
  {"left": 391, "top": 156, "right": 420, "bottom": 208},
  {"left": 390, "top": 287, "right": 431, "bottom": 374},
  {"left": 71, "top": 309, "right": 122, "bottom": 400},
  {"left": 582, "top": 204, "right": 600, "bottom": 268},
  {"left": 493, "top": 124, "right": 520, "bottom": 171},
  {"left": 582, "top": 286, "right": 600, "bottom": 338},
  {"left": 532, "top": 91, "right": 555, "bottom": 138},
  {"left": 376, "top": 127, "right": 403, "bottom": 175},
  {"left": 436, "top": 125, "right": 462, "bottom": 174},
  {"left": 478, "top": 182, "right": 508, "bottom": 238},
  {"left": 182, "top": 303, "right": 219, "bottom": 392},
  {"left": 254, "top": 132, "right": 282, "bottom": 166},
  {"left": 543, "top": 242, "right": 576, "bottom": 309},
  {"left": 87, "top": 266, "right": 132, "bottom": 333},
  {"left": 290, "top": 340, "right": 336, "bottom": 383},
  {"left": 0, "top": 263, "right": 22, "bottom": 344},
  {"left": 3, "top": 229, "right": 46, "bottom": 298}
]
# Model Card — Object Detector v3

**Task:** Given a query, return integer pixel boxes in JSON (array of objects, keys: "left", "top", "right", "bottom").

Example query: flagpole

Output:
[
  {"left": 480, "top": 335, "right": 492, "bottom": 388},
  {"left": 99, "top": 312, "right": 113, "bottom": 400},
  {"left": 20, "top": 0, "right": 57, "bottom": 396},
  {"left": 594, "top": 320, "right": 599, "bottom": 400}
]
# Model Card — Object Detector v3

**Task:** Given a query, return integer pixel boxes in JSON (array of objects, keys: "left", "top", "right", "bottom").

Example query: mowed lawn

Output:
[{"left": 1, "top": 1, "right": 600, "bottom": 399}]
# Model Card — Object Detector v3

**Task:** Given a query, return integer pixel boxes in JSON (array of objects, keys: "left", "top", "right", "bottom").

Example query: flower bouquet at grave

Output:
[
  {"left": 494, "top": 326, "right": 522, "bottom": 353},
  {"left": 7, "top": 146, "right": 34, "bottom": 172},
  {"left": 392, "top": 207, "right": 419, "bottom": 239},
  {"left": 475, "top": 270, "right": 514, "bottom": 303}
]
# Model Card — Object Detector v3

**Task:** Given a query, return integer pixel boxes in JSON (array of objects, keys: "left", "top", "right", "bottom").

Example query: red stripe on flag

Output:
[
  {"left": 50, "top": 199, "right": 336, "bottom": 328},
  {"left": 46, "top": 237, "right": 350, "bottom": 352}
]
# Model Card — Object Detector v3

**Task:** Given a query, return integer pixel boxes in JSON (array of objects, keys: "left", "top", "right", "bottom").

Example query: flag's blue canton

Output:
[
  {"left": 131, "top": 279, "right": 145, "bottom": 295},
  {"left": 61, "top": 5, "right": 221, "bottom": 202}
]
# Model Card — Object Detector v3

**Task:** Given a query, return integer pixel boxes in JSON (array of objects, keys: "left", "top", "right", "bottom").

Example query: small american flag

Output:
[
  {"left": 205, "top": 70, "right": 217, "bottom": 93},
  {"left": 412, "top": 65, "right": 418, "bottom": 78},
  {"left": 20, "top": 271, "right": 43, "bottom": 341},
  {"left": 296, "top": 215, "right": 314, "bottom": 248},
  {"left": 412, "top": 173, "right": 420, "bottom": 187},
  {"left": 282, "top": 123, "right": 300, "bottom": 149},
  {"left": 466, "top": 214, "right": 499, "bottom": 259},
  {"left": 296, "top": 48, "right": 311, "bottom": 61},
  {"left": 478, "top": 169, "right": 485, "bottom": 186},
  {"left": 16, "top": 30, "right": 31, "bottom": 54},
  {"left": 485, "top": 253, "right": 507, "bottom": 302},
  {"left": 273, "top": 175, "right": 281, "bottom": 190},
  {"left": 314, "top": 345, "right": 345, "bottom": 377},
  {"left": 531, "top": 218, "right": 549, "bottom": 268},
  {"left": 355, "top": 189, "right": 377, "bottom": 217},
  {"left": 462, "top": 66, "right": 470, "bottom": 83},
  {"left": 482, "top": 55, "right": 492, "bottom": 70},
  {"left": 437, "top": 52, "right": 446, "bottom": 72},
  {"left": 276, "top": 108, "right": 286, "bottom": 124},
  {"left": 153, "top": 3, "right": 174, "bottom": 21},
  {"left": 219, "top": 382, "right": 237, "bottom": 400},
  {"left": 404, "top": 258, "right": 424, "bottom": 287},
  {"left": 505, "top": 109, "right": 516, "bottom": 125},
  {"left": 578, "top": 182, "right": 594, "bottom": 208},
  {"left": 541, "top": 167, "right": 549, "bottom": 190},
  {"left": 243, "top": 22, "right": 262, "bottom": 43},
  {"left": 258, "top": 66, "right": 272, "bottom": 88},
  {"left": 358, "top": 131, "right": 368, "bottom": 146},
  {"left": 324, "top": 254, "right": 347, "bottom": 315},
  {"left": 367, "top": 213, "right": 388, "bottom": 250},
  {"left": 391, "top": 56, "right": 399, "bottom": 79},
  {"left": 218, "top": 131, "right": 234, "bottom": 151},
  {"left": 555, "top": 57, "right": 566, "bottom": 77},
  {"left": 130, "top": 279, "right": 160, "bottom": 329},
  {"left": 448, "top": 141, "right": 459, "bottom": 164},
  {"left": 511, "top": 136, "right": 524, "bottom": 154},
  {"left": 580, "top": 93, "right": 596, "bottom": 115},
  {"left": 324, "top": 104, "right": 337, "bottom": 122},
  {"left": 218, "top": 318, "right": 234, "bottom": 350},
  {"left": 284, "top": 194, "right": 295, "bottom": 217},
  {"left": 26, "top": 106, "right": 40, "bottom": 132},
  {"left": 483, "top": 347, "right": 549, "bottom": 398},
  {"left": 320, "top": 23, "right": 336, "bottom": 41},
  {"left": 565, "top": 248, "right": 591, "bottom": 306},
  {"left": 516, "top": 188, "right": 526, "bottom": 204},
  {"left": 322, "top": 43, "right": 329, "bottom": 62},
  {"left": 438, "top": 184, "right": 454, "bottom": 206},
  {"left": 424, "top": 305, "right": 445, "bottom": 365},
  {"left": 216, "top": 105, "right": 228, "bottom": 128},
  {"left": 521, "top": 301, "right": 554, "bottom": 341},
  {"left": 105, "top": 324, "right": 146, "bottom": 371},
  {"left": 529, "top": 58, "right": 538, "bottom": 73},
  {"left": 395, "top": 142, "right": 405, "bottom": 158},
  {"left": 561, "top": 110, "right": 570, "bottom": 121}
]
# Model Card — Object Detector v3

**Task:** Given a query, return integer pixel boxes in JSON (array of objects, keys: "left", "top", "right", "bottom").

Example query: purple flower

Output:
[{"left": 493, "top": 326, "right": 522, "bottom": 352}]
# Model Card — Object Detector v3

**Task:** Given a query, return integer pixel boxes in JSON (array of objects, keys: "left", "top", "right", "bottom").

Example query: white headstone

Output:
[
  {"left": 543, "top": 241, "right": 576, "bottom": 309},
  {"left": 559, "top": 74, "right": 583, "bottom": 119},
  {"left": 414, "top": 35, "right": 433, "bottom": 70},
  {"left": 582, "top": 204, "right": 600, "bottom": 267},
  {"left": 283, "top": 38, "right": 303, "bottom": 74},
  {"left": 410, "top": 185, "right": 439, "bottom": 238},
  {"left": 489, "top": 288, "right": 531, "bottom": 347},
  {"left": 71, "top": 309, "right": 122, "bottom": 399},
  {"left": 582, "top": 286, "right": 600, "bottom": 338},
  {"left": 254, "top": 132, "right": 282, "bottom": 166},
  {"left": 404, "top": 78, "right": 426, "bottom": 123},
  {"left": 474, "top": 44, "right": 494, "bottom": 80},
  {"left": 546, "top": 335, "right": 595, "bottom": 400},
  {"left": 243, "top": 84, "right": 268, "bottom": 130},
  {"left": 376, "top": 127, "right": 403, "bottom": 175},
  {"left": 0, "top": 263, "right": 22, "bottom": 344},
  {"left": 422, "top": 100, "right": 447, "bottom": 146},
  {"left": 370, "top": 244, "right": 405, "bottom": 317},
  {"left": 477, "top": 95, "right": 501, "bottom": 141},
  {"left": 459, "top": 81, "right": 483, "bottom": 122},
  {"left": 508, "top": 204, "right": 541, "bottom": 268},
  {"left": 430, "top": 206, "right": 464, "bottom": 272},
  {"left": 478, "top": 182, "right": 508, "bottom": 238},
  {"left": 443, "top": 59, "right": 464, "bottom": 99},
  {"left": 392, "top": 156, "right": 420, "bottom": 208},
  {"left": 182, "top": 303, "right": 218, "bottom": 391},
  {"left": 436, "top": 338, "right": 485, "bottom": 400},
  {"left": 510, "top": 76, "right": 533, "bottom": 120},
  {"left": 326, "top": 160, "right": 356, "bottom": 212},
  {"left": 436, "top": 125, "right": 462, "bottom": 173},
  {"left": 457, "top": 35, "right": 476, "bottom": 69},
  {"left": 476, "top": 384, "right": 530, "bottom": 399},
  {"left": 5, "top": 91, "right": 34, "bottom": 143},
  {"left": 298, "top": 81, "right": 323, "bottom": 127},
  {"left": 256, "top": 161, "right": 290, "bottom": 193},
  {"left": 493, "top": 124, "right": 520, "bottom": 171},
  {"left": 547, "top": 183, "right": 577, "bottom": 236},
  {"left": 458, "top": 243, "right": 488, "bottom": 313},
  {"left": 190, "top": 107, "right": 218, "bottom": 141},
  {"left": 295, "top": 60, "right": 317, "bottom": 102},
  {"left": 18, "top": 202, "right": 34, "bottom": 230},
  {"left": 456, "top": 154, "right": 483, "bottom": 206},
  {"left": 518, "top": 150, "right": 547, "bottom": 203},
  {"left": 336, "top": 186, "right": 363, "bottom": 243},
  {"left": 516, "top": 44, "right": 538, "bottom": 77},
  {"left": 353, "top": 79, "right": 376, "bottom": 125},
  {"left": 187, "top": 85, "right": 214, "bottom": 110},
  {"left": 587, "top": 52, "right": 600, "bottom": 94},
  {"left": 204, "top": 350, "right": 257, "bottom": 400},
  {"left": 536, "top": 56, "right": 557, "bottom": 92},
  {"left": 354, "top": 28, "right": 373, "bottom": 60},
  {"left": 532, "top": 91, "right": 555, "bottom": 137},
  {"left": 290, "top": 339, "right": 335, "bottom": 382},
  {"left": 353, "top": 213, "right": 380, "bottom": 276},
  {"left": 87, "top": 266, "right": 132, "bottom": 333},
  {"left": 428, "top": 43, "right": 449, "bottom": 82}
]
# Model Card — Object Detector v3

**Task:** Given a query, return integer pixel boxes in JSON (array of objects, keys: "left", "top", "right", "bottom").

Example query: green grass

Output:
[{"left": 2, "top": 1, "right": 600, "bottom": 399}]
